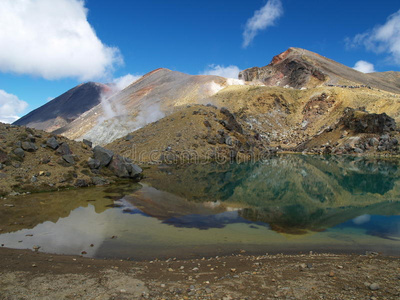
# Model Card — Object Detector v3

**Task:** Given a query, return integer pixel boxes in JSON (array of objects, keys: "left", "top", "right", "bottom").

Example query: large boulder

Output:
[
  {"left": 46, "top": 136, "right": 60, "bottom": 150},
  {"left": 93, "top": 146, "right": 114, "bottom": 167},
  {"left": 57, "top": 142, "right": 72, "bottom": 155},
  {"left": 220, "top": 107, "right": 243, "bottom": 134},
  {"left": 62, "top": 154, "right": 75, "bottom": 165},
  {"left": 13, "top": 148, "right": 25, "bottom": 159},
  {"left": 21, "top": 141, "right": 38, "bottom": 152},
  {"left": 108, "top": 154, "right": 142, "bottom": 179},
  {"left": 87, "top": 158, "right": 101, "bottom": 169},
  {"left": 46, "top": 137, "right": 59, "bottom": 150}
]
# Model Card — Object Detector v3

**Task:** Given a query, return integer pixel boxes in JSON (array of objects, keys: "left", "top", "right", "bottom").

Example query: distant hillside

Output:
[
  {"left": 13, "top": 82, "right": 110, "bottom": 132},
  {"left": 15, "top": 47, "right": 400, "bottom": 158},
  {"left": 239, "top": 47, "right": 400, "bottom": 93},
  {"left": 55, "top": 68, "right": 231, "bottom": 145}
]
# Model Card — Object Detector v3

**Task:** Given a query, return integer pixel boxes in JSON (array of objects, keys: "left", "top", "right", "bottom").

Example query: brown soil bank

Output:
[{"left": 0, "top": 248, "right": 399, "bottom": 299}]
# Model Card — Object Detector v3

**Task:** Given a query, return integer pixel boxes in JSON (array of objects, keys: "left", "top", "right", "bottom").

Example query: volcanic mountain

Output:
[
  {"left": 239, "top": 47, "right": 400, "bottom": 93},
  {"left": 14, "top": 47, "right": 400, "bottom": 161},
  {"left": 13, "top": 82, "right": 110, "bottom": 132},
  {"left": 54, "top": 68, "right": 238, "bottom": 145}
]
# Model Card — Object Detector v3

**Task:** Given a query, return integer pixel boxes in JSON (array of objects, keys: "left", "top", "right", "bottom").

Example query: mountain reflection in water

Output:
[
  {"left": 142, "top": 155, "right": 400, "bottom": 234},
  {"left": 0, "top": 155, "right": 399, "bottom": 259}
]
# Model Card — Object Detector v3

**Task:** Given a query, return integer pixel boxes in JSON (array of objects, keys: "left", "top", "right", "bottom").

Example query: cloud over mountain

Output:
[
  {"left": 0, "top": 89, "right": 28, "bottom": 124},
  {"left": 353, "top": 60, "right": 375, "bottom": 73},
  {"left": 0, "top": 0, "right": 122, "bottom": 80},
  {"left": 243, "top": 0, "right": 283, "bottom": 48},
  {"left": 348, "top": 9, "right": 400, "bottom": 65}
]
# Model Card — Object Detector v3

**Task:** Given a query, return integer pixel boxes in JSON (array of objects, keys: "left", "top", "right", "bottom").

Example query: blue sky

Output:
[{"left": 1, "top": 0, "right": 400, "bottom": 122}]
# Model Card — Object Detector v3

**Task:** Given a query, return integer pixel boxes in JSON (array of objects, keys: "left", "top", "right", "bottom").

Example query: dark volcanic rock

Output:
[
  {"left": 46, "top": 137, "right": 59, "bottom": 150},
  {"left": 93, "top": 146, "right": 114, "bottom": 167},
  {"left": 13, "top": 148, "right": 25, "bottom": 159},
  {"left": 108, "top": 155, "right": 142, "bottom": 179},
  {"left": 125, "top": 134, "right": 134, "bottom": 141},
  {"left": 21, "top": 142, "right": 38, "bottom": 152},
  {"left": 83, "top": 139, "right": 92, "bottom": 148},
  {"left": 342, "top": 108, "right": 396, "bottom": 134},
  {"left": 62, "top": 155, "right": 75, "bottom": 165},
  {"left": 220, "top": 107, "right": 243, "bottom": 134},
  {"left": 91, "top": 177, "right": 109, "bottom": 186},
  {"left": 0, "top": 149, "right": 9, "bottom": 164},
  {"left": 75, "top": 179, "right": 89, "bottom": 187},
  {"left": 126, "top": 163, "right": 143, "bottom": 178},
  {"left": 26, "top": 134, "right": 36, "bottom": 142},
  {"left": 57, "top": 143, "right": 72, "bottom": 155},
  {"left": 87, "top": 158, "right": 101, "bottom": 169}
]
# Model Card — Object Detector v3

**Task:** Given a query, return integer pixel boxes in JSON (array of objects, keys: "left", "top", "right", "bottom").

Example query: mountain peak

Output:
[
  {"left": 239, "top": 48, "right": 400, "bottom": 93},
  {"left": 13, "top": 81, "right": 107, "bottom": 131}
]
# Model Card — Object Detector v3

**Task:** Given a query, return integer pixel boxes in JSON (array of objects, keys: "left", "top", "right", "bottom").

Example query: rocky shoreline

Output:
[
  {"left": 0, "top": 247, "right": 399, "bottom": 299},
  {"left": 0, "top": 122, "right": 142, "bottom": 197}
]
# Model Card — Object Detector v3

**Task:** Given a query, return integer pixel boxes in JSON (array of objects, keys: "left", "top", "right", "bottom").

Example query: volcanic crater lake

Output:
[{"left": 1, "top": 155, "right": 400, "bottom": 260}]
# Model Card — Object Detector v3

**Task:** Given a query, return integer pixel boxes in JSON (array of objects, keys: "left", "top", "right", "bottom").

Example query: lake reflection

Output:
[{"left": 0, "top": 155, "right": 399, "bottom": 259}]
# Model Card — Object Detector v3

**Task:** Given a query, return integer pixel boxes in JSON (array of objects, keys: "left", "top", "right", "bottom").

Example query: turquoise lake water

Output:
[{"left": 0, "top": 155, "right": 399, "bottom": 260}]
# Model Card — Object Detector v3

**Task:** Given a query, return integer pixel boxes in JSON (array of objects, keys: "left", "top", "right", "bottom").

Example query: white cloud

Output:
[
  {"left": 353, "top": 60, "right": 376, "bottom": 73},
  {"left": 243, "top": 0, "right": 283, "bottom": 48},
  {"left": 0, "top": 89, "right": 28, "bottom": 124},
  {"left": 201, "top": 64, "right": 241, "bottom": 79},
  {"left": 348, "top": 9, "right": 400, "bottom": 65},
  {"left": 0, "top": 0, "right": 122, "bottom": 80},
  {"left": 112, "top": 74, "right": 142, "bottom": 90}
]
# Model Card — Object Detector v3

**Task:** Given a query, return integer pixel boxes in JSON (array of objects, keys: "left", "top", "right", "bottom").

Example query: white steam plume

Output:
[{"left": 201, "top": 64, "right": 242, "bottom": 79}]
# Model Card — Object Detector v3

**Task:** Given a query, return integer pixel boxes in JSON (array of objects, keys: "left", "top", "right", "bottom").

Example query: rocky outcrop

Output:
[
  {"left": 108, "top": 155, "right": 143, "bottom": 179},
  {"left": 239, "top": 48, "right": 326, "bottom": 88},
  {"left": 93, "top": 146, "right": 114, "bottom": 167},
  {"left": 239, "top": 47, "right": 400, "bottom": 93},
  {"left": 297, "top": 108, "right": 400, "bottom": 155},
  {"left": 341, "top": 108, "right": 396, "bottom": 134},
  {"left": 90, "top": 146, "right": 142, "bottom": 179},
  {"left": 0, "top": 123, "right": 143, "bottom": 197}
]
